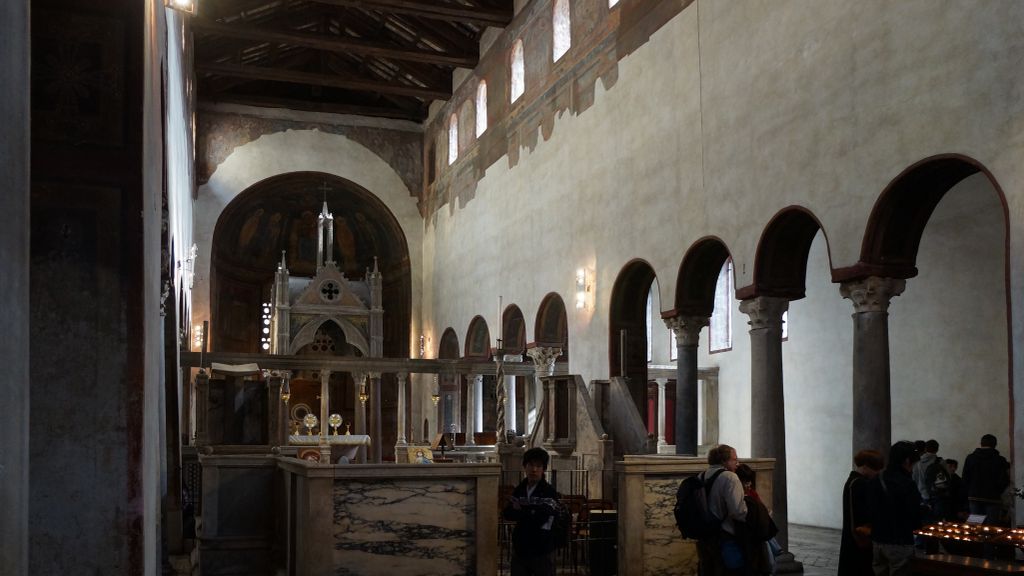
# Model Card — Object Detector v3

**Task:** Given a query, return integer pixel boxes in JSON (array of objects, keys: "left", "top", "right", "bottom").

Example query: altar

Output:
[{"left": 288, "top": 434, "right": 371, "bottom": 462}]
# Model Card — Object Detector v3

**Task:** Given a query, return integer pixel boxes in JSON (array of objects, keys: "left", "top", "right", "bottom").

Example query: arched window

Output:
[
  {"left": 552, "top": 0, "right": 571, "bottom": 61},
  {"left": 476, "top": 80, "right": 488, "bottom": 136},
  {"left": 510, "top": 39, "right": 525, "bottom": 103},
  {"left": 710, "top": 259, "right": 733, "bottom": 353},
  {"left": 447, "top": 113, "right": 458, "bottom": 165}
]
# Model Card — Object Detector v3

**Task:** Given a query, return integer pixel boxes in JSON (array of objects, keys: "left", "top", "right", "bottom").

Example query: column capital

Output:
[
  {"left": 663, "top": 315, "right": 709, "bottom": 346},
  {"left": 739, "top": 296, "right": 789, "bottom": 331},
  {"left": 840, "top": 276, "right": 906, "bottom": 313},
  {"left": 526, "top": 346, "right": 562, "bottom": 377}
]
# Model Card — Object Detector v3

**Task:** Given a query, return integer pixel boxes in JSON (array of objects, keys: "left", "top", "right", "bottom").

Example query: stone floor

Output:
[{"left": 788, "top": 524, "right": 841, "bottom": 576}]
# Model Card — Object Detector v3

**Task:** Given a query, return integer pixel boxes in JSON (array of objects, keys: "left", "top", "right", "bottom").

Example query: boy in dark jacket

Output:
[{"left": 502, "top": 447, "right": 560, "bottom": 576}]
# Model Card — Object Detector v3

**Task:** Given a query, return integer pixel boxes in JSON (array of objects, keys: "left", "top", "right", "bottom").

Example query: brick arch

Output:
[
  {"left": 464, "top": 315, "right": 492, "bottom": 359},
  {"left": 609, "top": 259, "right": 657, "bottom": 413},
  {"left": 672, "top": 237, "right": 733, "bottom": 317},
  {"left": 438, "top": 327, "right": 460, "bottom": 360},
  {"left": 534, "top": 293, "right": 569, "bottom": 361},
  {"left": 501, "top": 304, "right": 526, "bottom": 353},
  {"left": 835, "top": 154, "right": 1002, "bottom": 281},
  {"left": 737, "top": 207, "right": 826, "bottom": 300}
]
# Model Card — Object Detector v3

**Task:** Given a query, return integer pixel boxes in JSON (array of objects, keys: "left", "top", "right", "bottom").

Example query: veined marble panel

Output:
[
  {"left": 643, "top": 477, "right": 698, "bottom": 576},
  {"left": 332, "top": 479, "right": 476, "bottom": 576}
]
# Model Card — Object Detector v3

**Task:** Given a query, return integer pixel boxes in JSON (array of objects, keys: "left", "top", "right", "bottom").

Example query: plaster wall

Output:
[
  {"left": 422, "top": 1, "right": 1021, "bottom": 527},
  {"left": 194, "top": 130, "right": 425, "bottom": 355}
]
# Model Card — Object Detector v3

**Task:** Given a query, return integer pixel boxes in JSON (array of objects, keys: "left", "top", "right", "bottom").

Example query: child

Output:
[{"left": 502, "top": 447, "right": 561, "bottom": 576}]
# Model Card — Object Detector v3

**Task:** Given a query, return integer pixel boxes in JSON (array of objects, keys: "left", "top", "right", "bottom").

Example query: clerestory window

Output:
[
  {"left": 710, "top": 260, "right": 733, "bottom": 353},
  {"left": 448, "top": 113, "right": 458, "bottom": 165},
  {"left": 510, "top": 39, "right": 525, "bottom": 103},
  {"left": 476, "top": 80, "right": 488, "bottom": 136},
  {"left": 553, "top": 0, "right": 571, "bottom": 61}
]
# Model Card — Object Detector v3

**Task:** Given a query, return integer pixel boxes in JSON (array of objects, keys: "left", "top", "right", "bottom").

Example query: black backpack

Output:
[
  {"left": 925, "top": 460, "right": 951, "bottom": 500},
  {"left": 674, "top": 469, "right": 725, "bottom": 540}
]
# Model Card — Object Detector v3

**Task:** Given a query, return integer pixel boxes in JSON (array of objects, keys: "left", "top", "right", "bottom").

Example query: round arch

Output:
[
  {"left": 438, "top": 328, "right": 460, "bottom": 360},
  {"left": 674, "top": 237, "right": 733, "bottom": 316},
  {"left": 739, "top": 207, "right": 826, "bottom": 300},
  {"left": 609, "top": 259, "right": 657, "bottom": 413},
  {"left": 534, "top": 292, "right": 569, "bottom": 362},
  {"left": 502, "top": 304, "right": 527, "bottom": 353},
  {"left": 465, "top": 315, "right": 492, "bottom": 359}
]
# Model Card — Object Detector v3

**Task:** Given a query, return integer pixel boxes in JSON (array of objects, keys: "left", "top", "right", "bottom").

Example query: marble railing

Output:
[
  {"left": 616, "top": 456, "right": 776, "bottom": 576},
  {"left": 279, "top": 458, "right": 501, "bottom": 576}
]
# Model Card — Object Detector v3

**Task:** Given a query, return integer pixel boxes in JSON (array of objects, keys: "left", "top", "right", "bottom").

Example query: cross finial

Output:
[{"left": 318, "top": 180, "right": 331, "bottom": 202}]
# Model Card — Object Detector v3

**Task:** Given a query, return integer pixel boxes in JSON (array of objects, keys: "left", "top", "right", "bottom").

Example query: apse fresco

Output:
[{"left": 210, "top": 171, "right": 411, "bottom": 358}]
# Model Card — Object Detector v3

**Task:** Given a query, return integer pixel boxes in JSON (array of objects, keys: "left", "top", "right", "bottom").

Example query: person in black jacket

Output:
[
  {"left": 502, "top": 447, "right": 560, "bottom": 576},
  {"left": 868, "top": 441, "right": 922, "bottom": 576},
  {"left": 838, "top": 449, "right": 883, "bottom": 576},
  {"left": 962, "top": 434, "right": 1011, "bottom": 525}
]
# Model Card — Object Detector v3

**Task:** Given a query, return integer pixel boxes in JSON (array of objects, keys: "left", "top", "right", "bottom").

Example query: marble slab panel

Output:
[
  {"left": 643, "top": 477, "right": 698, "bottom": 576},
  {"left": 332, "top": 479, "right": 476, "bottom": 576}
]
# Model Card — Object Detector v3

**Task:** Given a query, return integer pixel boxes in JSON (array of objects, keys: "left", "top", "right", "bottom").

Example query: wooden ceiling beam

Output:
[
  {"left": 193, "top": 19, "right": 477, "bottom": 67},
  {"left": 303, "top": 0, "right": 512, "bottom": 27},
  {"left": 197, "top": 61, "right": 451, "bottom": 100},
  {"left": 199, "top": 91, "right": 427, "bottom": 121}
]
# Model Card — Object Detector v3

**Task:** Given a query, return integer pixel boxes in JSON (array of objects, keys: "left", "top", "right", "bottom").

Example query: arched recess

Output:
[
  {"left": 289, "top": 316, "right": 368, "bottom": 356},
  {"left": 673, "top": 237, "right": 733, "bottom": 316},
  {"left": 534, "top": 293, "right": 569, "bottom": 363},
  {"left": 465, "top": 316, "right": 492, "bottom": 359},
  {"left": 502, "top": 305, "right": 527, "bottom": 353},
  {"left": 436, "top": 327, "right": 461, "bottom": 437},
  {"left": 609, "top": 260, "right": 657, "bottom": 413},
  {"left": 738, "top": 207, "right": 825, "bottom": 300},
  {"left": 210, "top": 171, "right": 411, "bottom": 356}
]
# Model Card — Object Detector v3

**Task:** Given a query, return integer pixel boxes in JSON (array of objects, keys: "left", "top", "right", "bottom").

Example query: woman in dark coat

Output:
[{"left": 838, "top": 449, "right": 884, "bottom": 576}]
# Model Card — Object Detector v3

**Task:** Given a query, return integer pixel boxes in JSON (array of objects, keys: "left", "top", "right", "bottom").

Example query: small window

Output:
[
  {"left": 609, "top": 0, "right": 619, "bottom": 7},
  {"left": 782, "top": 310, "right": 789, "bottom": 341},
  {"left": 447, "top": 113, "right": 458, "bottom": 165},
  {"left": 552, "top": 0, "right": 571, "bottom": 61},
  {"left": 646, "top": 288, "right": 653, "bottom": 363},
  {"left": 710, "top": 260, "right": 733, "bottom": 353},
  {"left": 476, "top": 80, "right": 488, "bottom": 136},
  {"left": 510, "top": 39, "right": 525, "bottom": 103},
  {"left": 670, "top": 329, "right": 677, "bottom": 361}
]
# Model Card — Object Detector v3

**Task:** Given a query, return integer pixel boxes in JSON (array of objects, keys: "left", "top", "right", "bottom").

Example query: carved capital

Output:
[
  {"left": 739, "top": 296, "right": 789, "bottom": 331},
  {"left": 526, "top": 347, "right": 562, "bottom": 377},
  {"left": 840, "top": 276, "right": 906, "bottom": 313},
  {"left": 663, "top": 315, "right": 709, "bottom": 346}
]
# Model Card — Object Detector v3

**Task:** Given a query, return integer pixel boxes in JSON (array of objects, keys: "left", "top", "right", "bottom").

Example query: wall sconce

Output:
[
  {"left": 431, "top": 374, "right": 440, "bottom": 406},
  {"left": 575, "top": 268, "right": 593, "bottom": 310},
  {"left": 164, "top": 0, "right": 196, "bottom": 14},
  {"left": 192, "top": 324, "right": 204, "bottom": 350}
]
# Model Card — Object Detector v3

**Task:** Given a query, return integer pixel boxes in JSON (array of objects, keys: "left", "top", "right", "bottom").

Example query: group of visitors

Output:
[
  {"left": 689, "top": 444, "right": 780, "bottom": 575},
  {"left": 838, "top": 434, "right": 1013, "bottom": 576}
]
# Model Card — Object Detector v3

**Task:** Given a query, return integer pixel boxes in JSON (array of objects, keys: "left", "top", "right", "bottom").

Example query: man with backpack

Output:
[
  {"left": 911, "top": 439, "right": 950, "bottom": 521},
  {"left": 677, "top": 444, "right": 748, "bottom": 576}
]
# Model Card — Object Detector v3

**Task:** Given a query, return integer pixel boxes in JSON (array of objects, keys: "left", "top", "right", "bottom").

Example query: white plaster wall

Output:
[
  {"left": 422, "top": 1, "right": 1023, "bottom": 527},
  {"left": 193, "top": 129, "right": 424, "bottom": 352}
]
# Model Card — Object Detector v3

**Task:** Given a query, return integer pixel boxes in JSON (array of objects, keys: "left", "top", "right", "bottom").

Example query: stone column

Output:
[
  {"left": 472, "top": 374, "right": 484, "bottom": 435},
  {"left": 504, "top": 354, "right": 521, "bottom": 435},
  {"left": 318, "top": 369, "right": 332, "bottom": 463},
  {"left": 1, "top": 3, "right": 29, "bottom": 566},
  {"left": 265, "top": 370, "right": 289, "bottom": 447},
  {"left": 739, "top": 296, "right": 790, "bottom": 549},
  {"left": 526, "top": 347, "right": 561, "bottom": 433},
  {"left": 352, "top": 372, "right": 367, "bottom": 463},
  {"left": 664, "top": 316, "right": 708, "bottom": 456},
  {"left": 396, "top": 373, "right": 408, "bottom": 447},
  {"left": 465, "top": 373, "right": 476, "bottom": 445},
  {"left": 195, "top": 370, "right": 210, "bottom": 447},
  {"left": 840, "top": 276, "right": 905, "bottom": 456},
  {"left": 369, "top": 372, "right": 382, "bottom": 463},
  {"left": 646, "top": 381, "right": 657, "bottom": 435},
  {"left": 656, "top": 379, "right": 668, "bottom": 447}
]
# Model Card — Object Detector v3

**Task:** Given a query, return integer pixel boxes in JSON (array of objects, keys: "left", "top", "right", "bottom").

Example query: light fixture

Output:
[
  {"left": 192, "top": 324, "right": 204, "bottom": 350},
  {"left": 164, "top": 0, "right": 196, "bottom": 14},
  {"left": 280, "top": 374, "right": 291, "bottom": 404},
  {"left": 575, "top": 268, "right": 592, "bottom": 310},
  {"left": 431, "top": 375, "right": 440, "bottom": 406},
  {"left": 358, "top": 384, "right": 369, "bottom": 405}
]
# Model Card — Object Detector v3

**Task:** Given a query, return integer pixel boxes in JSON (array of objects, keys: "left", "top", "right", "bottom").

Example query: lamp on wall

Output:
[
  {"left": 431, "top": 375, "right": 440, "bottom": 406},
  {"left": 164, "top": 0, "right": 196, "bottom": 14},
  {"left": 358, "top": 383, "right": 369, "bottom": 405},
  {"left": 575, "top": 267, "right": 593, "bottom": 310},
  {"left": 192, "top": 324, "right": 204, "bottom": 351}
]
